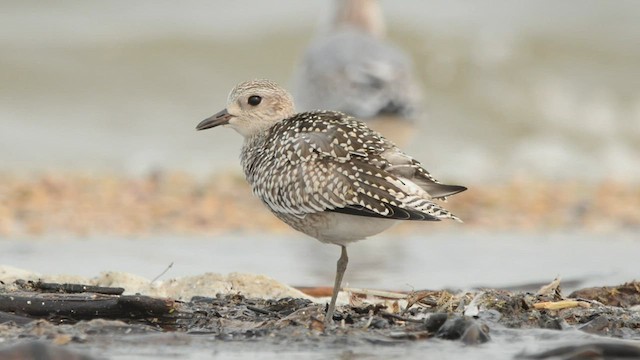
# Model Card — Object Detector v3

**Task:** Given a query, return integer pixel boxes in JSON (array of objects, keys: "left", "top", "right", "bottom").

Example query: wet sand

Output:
[{"left": 0, "top": 277, "right": 639, "bottom": 360}]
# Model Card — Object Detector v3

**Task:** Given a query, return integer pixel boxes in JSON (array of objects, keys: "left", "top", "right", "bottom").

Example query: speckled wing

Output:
[{"left": 250, "top": 110, "right": 464, "bottom": 221}]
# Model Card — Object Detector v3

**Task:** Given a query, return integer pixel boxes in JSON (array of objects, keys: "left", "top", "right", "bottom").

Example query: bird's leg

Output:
[{"left": 325, "top": 245, "right": 348, "bottom": 326}]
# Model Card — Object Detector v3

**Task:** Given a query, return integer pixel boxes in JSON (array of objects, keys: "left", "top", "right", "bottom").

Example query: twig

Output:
[
  {"left": 344, "top": 288, "right": 407, "bottom": 299},
  {"left": 246, "top": 305, "right": 274, "bottom": 316},
  {"left": 533, "top": 300, "right": 591, "bottom": 310},
  {"left": 379, "top": 311, "right": 424, "bottom": 323},
  {"left": 151, "top": 262, "right": 174, "bottom": 284}
]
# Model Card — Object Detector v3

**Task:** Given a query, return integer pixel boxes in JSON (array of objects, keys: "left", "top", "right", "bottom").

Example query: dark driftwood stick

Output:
[
  {"left": 36, "top": 282, "right": 125, "bottom": 295},
  {"left": 0, "top": 292, "right": 175, "bottom": 320}
]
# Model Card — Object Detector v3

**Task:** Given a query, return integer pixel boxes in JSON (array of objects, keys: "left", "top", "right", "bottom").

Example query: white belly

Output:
[
  {"left": 275, "top": 211, "right": 398, "bottom": 247},
  {"left": 315, "top": 212, "right": 397, "bottom": 245}
]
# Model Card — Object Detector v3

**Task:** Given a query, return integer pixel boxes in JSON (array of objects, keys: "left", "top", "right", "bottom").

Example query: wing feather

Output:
[{"left": 245, "top": 111, "right": 464, "bottom": 221}]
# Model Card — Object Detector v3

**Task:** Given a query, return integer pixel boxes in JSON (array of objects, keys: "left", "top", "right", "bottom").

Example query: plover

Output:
[{"left": 197, "top": 79, "right": 466, "bottom": 326}]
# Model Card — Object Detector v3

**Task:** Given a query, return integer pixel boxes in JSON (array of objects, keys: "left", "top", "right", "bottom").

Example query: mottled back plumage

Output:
[{"left": 240, "top": 110, "right": 464, "bottom": 222}]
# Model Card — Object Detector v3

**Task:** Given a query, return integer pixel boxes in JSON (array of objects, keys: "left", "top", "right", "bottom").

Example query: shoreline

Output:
[{"left": 1, "top": 171, "right": 638, "bottom": 237}]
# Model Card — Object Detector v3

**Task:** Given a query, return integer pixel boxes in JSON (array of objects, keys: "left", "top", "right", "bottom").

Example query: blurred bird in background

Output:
[{"left": 291, "top": 0, "right": 423, "bottom": 146}]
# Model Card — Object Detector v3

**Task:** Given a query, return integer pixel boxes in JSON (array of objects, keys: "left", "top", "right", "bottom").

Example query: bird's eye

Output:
[{"left": 247, "top": 95, "right": 262, "bottom": 106}]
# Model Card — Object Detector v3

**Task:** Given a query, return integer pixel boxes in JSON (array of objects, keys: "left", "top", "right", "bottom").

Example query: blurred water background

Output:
[{"left": 2, "top": 0, "right": 639, "bottom": 182}]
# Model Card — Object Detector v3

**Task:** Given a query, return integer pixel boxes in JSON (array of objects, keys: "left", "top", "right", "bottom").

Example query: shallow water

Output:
[
  {"left": 1, "top": 231, "right": 639, "bottom": 358},
  {"left": 1, "top": 1, "right": 639, "bottom": 181},
  {"left": 1, "top": 231, "right": 638, "bottom": 292},
  {"left": 6, "top": 325, "right": 639, "bottom": 360}
]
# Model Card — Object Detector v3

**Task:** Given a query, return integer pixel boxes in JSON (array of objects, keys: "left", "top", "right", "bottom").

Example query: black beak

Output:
[{"left": 196, "top": 109, "right": 233, "bottom": 130}]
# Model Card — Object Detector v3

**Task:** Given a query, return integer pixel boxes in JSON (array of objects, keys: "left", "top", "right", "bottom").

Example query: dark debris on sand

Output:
[{"left": 0, "top": 280, "right": 639, "bottom": 359}]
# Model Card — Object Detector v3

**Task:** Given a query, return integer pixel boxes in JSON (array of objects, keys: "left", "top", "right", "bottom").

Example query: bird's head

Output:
[{"left": 196, "top": 79, "right": 295, "bottom": 138}]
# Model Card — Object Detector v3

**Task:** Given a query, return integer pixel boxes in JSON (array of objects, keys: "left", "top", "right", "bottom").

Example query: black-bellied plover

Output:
[
  {"left": 197, "top": 79, "right": 466, "bottom": 326},
  {"left": 291, "top": 0, "right": 423, "bottom": 145}
]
